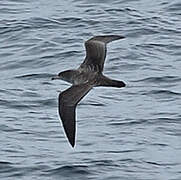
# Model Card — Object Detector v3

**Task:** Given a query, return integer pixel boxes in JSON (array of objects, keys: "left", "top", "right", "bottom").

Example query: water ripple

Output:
[
  {"left": 44, "top": 165, "right": 92, "bottom": 179},
  {"left": 133, "top": 76, "right": 181, "bottom": 83},
  {"left": 1, "top": 0, "right": 181, "bottom": 179},
  {"left": 15, "top": 73, "right": 53, "bottom": 80},
  {"left": 142, "top": 89, "right": 181, "bottom": 98}
]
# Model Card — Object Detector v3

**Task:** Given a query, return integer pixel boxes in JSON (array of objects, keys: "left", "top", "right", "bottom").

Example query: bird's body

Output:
[
  {"left": 52, "top": 35, "right": 126, "bottom": 147},
  {"left": 58, "top": 68, "right": 98, "bottom": 85}
]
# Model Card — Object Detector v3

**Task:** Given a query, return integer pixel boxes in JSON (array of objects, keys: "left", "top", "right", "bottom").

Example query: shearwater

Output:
[{"left": 52, "top": 35, "right": 126, "bottom": 147}]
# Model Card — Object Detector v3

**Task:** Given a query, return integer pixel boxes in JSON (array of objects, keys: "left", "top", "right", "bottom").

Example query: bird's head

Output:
[
  {"left": 51, "top": 72, "right": 64, "bottom": 80},
  {"left": 51, "top": 70, "right": 76, "bottom": 82}
]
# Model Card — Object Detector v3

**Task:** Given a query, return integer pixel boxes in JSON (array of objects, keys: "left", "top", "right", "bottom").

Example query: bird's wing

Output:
[
  {"left": 80, "top": 35, "right": 125, "bottom": 72},
  {"left": 58, "top": 83, "right": 93, "bottom": 147}
]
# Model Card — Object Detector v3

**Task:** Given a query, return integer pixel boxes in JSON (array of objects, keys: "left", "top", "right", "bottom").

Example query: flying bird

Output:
[{"left": 52, "top": 35, "right": 126, "bottom": 147}]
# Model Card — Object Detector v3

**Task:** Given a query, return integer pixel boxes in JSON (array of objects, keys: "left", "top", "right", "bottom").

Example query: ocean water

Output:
[{"left": 0, "top": 0, "right": 181, "bottom": 179}]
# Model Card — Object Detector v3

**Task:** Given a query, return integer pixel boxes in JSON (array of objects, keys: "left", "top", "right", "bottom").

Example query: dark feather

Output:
[
  {"left": 58, "top": 83, "right": 93, "bottom": 147},
  {"left": 80, "top": 35, "right": 125, "bottom": 72}
]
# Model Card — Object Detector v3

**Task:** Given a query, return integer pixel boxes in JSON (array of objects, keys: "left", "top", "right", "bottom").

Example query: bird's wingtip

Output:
[
  {"left": 68, "top": 137, "right": 75, "bottom": 148},
  {"left": 71, "top": 142, "right": 75, "bottom": 148},
  {"left": 87, "top": 35, "right": 125, "bottom": 44}
]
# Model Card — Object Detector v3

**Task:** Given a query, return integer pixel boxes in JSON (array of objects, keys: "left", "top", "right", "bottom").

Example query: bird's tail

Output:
[{"left": 97, "top": 75, "right": 126, "bottom": 88}]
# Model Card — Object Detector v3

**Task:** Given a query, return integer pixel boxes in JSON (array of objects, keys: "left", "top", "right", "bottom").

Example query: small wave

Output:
[
  {"left": 81, "top": 100, "right": 106, "bottom": 107},
  {"left": 44, "top": 165, "right": 91, "bottom": 178},
  {"left": 0, "top": 97, "right": 56, "bottom": 110},
  {"left": 145, "top": 161, "right": 180, "bottom": 167},
  {"left": 132, "top": 76, "right": 181, "bottom": 83},
  {"left": 166, "top": 2, "right": 181, "bottom": 13},
  {"left": 0, "top": 161, "right": 50, "bottom": 178},
  {"left": 107, "top": 149, "right": 140, "bottom": 154},
  {"left": 0, "top": 161, "right": 24, "bottom": 178},
  {"left": 0, "top": 124, "right": 21, "bottom": 133},
  {"left": 109, "top": 119, "right": 147, "bottom": 126},
  {"left": 80, "top": 103, "right": 105, "bottom": 106},
  {"left": 15, "top": 73, "right": 53, "bottom": 80},
  {"left": 0, "top": 161, "right": 13, "bottom": 166},
  {"left": 142, "top": 89, "right": 181, "bottom": 96},
  {"left": 0, "top": 17, "right": 62, "bottom": 36},
  {"left": 0, "top": 161, "right": 14, "bottom": 174},
  {"left": 87, "top": 159, "right": 115, "bottom": 167}
]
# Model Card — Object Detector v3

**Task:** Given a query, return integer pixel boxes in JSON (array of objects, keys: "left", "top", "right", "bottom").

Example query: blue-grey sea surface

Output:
[{"left": 0, "top": 0, "right": 181, "bottom": 179}]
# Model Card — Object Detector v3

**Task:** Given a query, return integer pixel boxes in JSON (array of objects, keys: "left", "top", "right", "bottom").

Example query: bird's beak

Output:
[{"left": 51, "top": 75, "right": 60, "bottom": 80}]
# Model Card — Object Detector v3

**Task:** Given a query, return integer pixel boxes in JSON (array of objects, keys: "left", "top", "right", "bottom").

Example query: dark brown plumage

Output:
[{"left": 52, "top": 35, "right": 126, "bottom": 147}]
